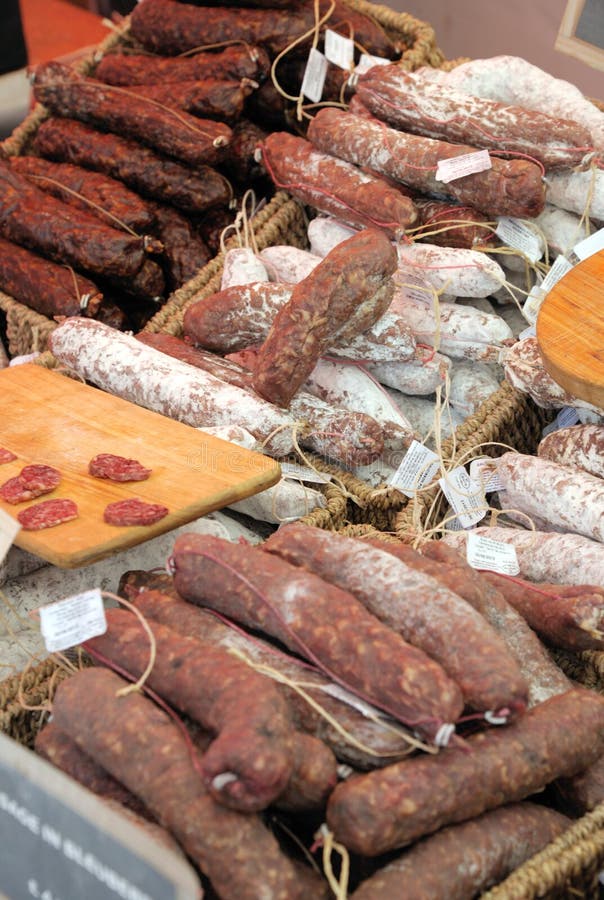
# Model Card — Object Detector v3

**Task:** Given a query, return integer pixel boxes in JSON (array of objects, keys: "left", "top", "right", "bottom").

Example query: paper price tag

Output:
[
  {"left": 466, "top": 532, "right": 520, "bottom": 575},
  {"left": 280, "top": 462, "right": 333, "bottom": 484},
  {"left": 435, "top": 149, "right": 491, "bottom": 183},
  {"left": 39, "top": 589, "right": 107, "bottom": 654},
  {"left": 438, "top": 466, "right": 487, "bottom": 528},
  {"left": 522, "top": 286, "right": 546, "bottom": 326},
  {"left": 355, "top": 53, "right": 390, "bottom": 75},
  {"left": 389, "top": 440, "right": 440, "bottom": 497},
  {"left": 324, "top": 29, "right": 354, "bottom": 70},
  {"left": 301, "top": 47, "right": 327, "bottom": 103},
  {"left": 542, "top": 406, "right": 580, "bottom": 437},
  {"left": 0, "top": 507, "right": 21, "bottom": 566},
  {"left": 573, "top": 227, "right": 604, "bottom": 261},
  {"left": 496, "top": 217, "right": 543, "bottom": 264},
  {"left": 469, "top": 457, "right": 504, "bottom": 493},
  {"left": 539, "top": 254, "right": 574, "bottom": 293},
  {"left": 394, "top": 268, "right": 434, "bottom": 305}
]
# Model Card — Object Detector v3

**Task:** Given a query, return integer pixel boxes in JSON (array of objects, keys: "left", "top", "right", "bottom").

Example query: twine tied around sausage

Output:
[{"left": 312, "top": 824, "right": 350, "bottom": 900}]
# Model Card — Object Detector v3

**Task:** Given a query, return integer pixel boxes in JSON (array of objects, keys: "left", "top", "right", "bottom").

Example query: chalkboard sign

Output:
[
  {"left": 557, "top": 0, "right": 604, "bottom": 71},
  {"left": 0, "top": 733, "right": 202, "bottom": 900}
]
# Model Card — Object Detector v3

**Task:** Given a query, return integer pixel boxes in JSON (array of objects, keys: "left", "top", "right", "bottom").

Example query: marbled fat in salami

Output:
[
  {"left": 0, "top": 449, "right": 17, "bottom": 465},
  {"left": 103, "top": 498, "right": 169, "bottom": 527},
  {"left": 0, "top": 465, "right": 61, "bottom": 504},
  {"left": 88, "top": 454, "right": 151, "bottom": 483},
  {"left": 17, "top": 498, "right": 78, "bottom": 530}
]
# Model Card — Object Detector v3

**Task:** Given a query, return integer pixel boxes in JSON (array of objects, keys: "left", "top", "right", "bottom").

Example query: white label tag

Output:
[
  {"left": 573, "top": 227, "right": 604, "bottom": 261},
  {"left": 324, "top": 29, "right": 354, "bottom": 70},
  {"left": 542, "top": 406, "right": 580, "bottom": 437},
  {"left": 469, "top": 457, "right": 504, "bottom": 493},
  {"left": 394, "top": 268, "right": 434, "bottom": 305},
  {"left": 355, "top": 53, "right": 390, "bottom": 75},
  {"left": 496, "top": 217, "right": 543, "bottom": 264},
  {"left": 438, "top": 466, "right": 487, "bottom": 528},
  {"left": 280, "top": 462, "right": 333, "bottom": 484},
  {"left": 522, "top": 285, "right": 546, "bottom": 326},
  {"left": 389, "top": 440, "right": 440, "bottom": 497},
  {"left": 466, "top": 532, "right": 520, "bottom": 575},
  {"left": 0, "top": 508, "right": 21, "bottom": 566},
  {"left": 435, "top": 149, "right": 492, "bottom": 183},
  {"left": 39, "top": 589, "right": 107, "bottom": 653},
  {"left": 518, "top": 324, "right": 537, "bottom": 340},
  {"left": 301, "top": 47, "right": 327, "bottom": 103},
  {"left": 318, "top": 682, "right": 391, "bottom": 720},
  {"left": 540, "top": 254, "right": 574, "bottom": 293}
]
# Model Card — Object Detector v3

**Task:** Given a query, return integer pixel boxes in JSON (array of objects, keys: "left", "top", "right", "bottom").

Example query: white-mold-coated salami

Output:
[
  {"left": 495, "top": 451, "right": 604, "bottom": 543},
  {"left": 396, "top": 243, "right": 506, "bottom": 299},
  {"left": 48, "top": 318, "right": 297, "bottom": 457},
  {"left": 365, "top": 348, "right": 450, "bottom": 396},
  {"left": 443, "top": 526, "right": 604, "bottom": 586},
  {"left": 538, "top": 424, "right": 604, "bottom": 480}
]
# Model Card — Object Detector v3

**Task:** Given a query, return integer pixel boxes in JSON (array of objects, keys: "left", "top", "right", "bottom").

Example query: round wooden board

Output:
[{"left": 537, "top": 249, "right": 604, "bottom": 409}]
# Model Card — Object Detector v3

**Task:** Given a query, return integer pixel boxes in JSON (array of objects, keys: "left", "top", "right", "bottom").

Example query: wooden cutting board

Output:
[
  {"left": 0, "top": 364, "right": 281, "bottom": 568},
  {"left": 537, "top": 249, "right": 604, "bottom": 409}
]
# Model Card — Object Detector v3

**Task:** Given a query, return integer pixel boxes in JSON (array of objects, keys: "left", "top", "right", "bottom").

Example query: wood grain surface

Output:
[
  {"left": 0, "top": 364, "right": 280, "bottom": 567},
  {"left": 537, "top": 249, "right": 604, "bottom": 409}
]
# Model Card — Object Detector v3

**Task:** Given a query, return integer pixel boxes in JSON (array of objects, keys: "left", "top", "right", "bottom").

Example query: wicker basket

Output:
[{"left": 2, "top": 655, "right": 604, "bottom": 899}]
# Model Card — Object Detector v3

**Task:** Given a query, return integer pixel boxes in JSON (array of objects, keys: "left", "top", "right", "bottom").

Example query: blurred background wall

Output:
[{"left": 394, "top": 0, "right": 603, "bottom": 98}]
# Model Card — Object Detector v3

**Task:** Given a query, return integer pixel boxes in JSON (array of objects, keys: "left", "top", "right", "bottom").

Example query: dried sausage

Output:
[
  {"left": 252, "top": 228, "right": 397, "bottom": 406},
  {"left": 538, "top": 424, "right": 604, "bottom": 480},
  {"left": 33, "top": 118, "right": 232, "bottom": 216},
  {"left": 124, "top": 77, "right": 256, "bottom": 122},
  {"left": 52, "top": 667, "right": 325, "bottom": 900},
  {"left": 326, "top": 687, "right": 604, "bottom": 856},
  {"left": 265, "top": 523, "right": 528, "bottom": 718},
  {"left": 33, "top": 62, "right": 233, "bottom": 169},
  {"left": 0, "top": 464, "right": 61, "bottom": 504},
  {"left": 86, "top": 607, "right": 297, "bottom": 812},
  {"left": 307, "top": 107, "right": 546, "bottom": 218},
  {"left": 94, "top": 45, "right": 270, "bottom": 86},
  {"left": 259, "top": 132, "right": 417, "bottom": 237},
  {"left": 170, "top": 532, "right": 465, "bottom": 744},
  {"left": 150, "top": 203, "right": 211, "bottom": 291}
]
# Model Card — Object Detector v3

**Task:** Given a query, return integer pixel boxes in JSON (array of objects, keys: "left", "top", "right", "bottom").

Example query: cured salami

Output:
[
  {"left": 94, "top": 45, "right": 271, "bottom": 86},
  {"left": 52, "top": 667, "right": 324, "bottom": 900},
  {"left": 10, "top": 156, "right": 156, "bottom": 234},
  {"left": 0, "top": 235, "right": 103, "bottom": 319},
  {"left": 103, "top": 498, "right": 169, "bottom": 527},
  {"left": 170, "top": 532, "right": 465, "bottom": 744},
  {"left": 17, "top": 498, "right": 79, "bottom": 531},
  {"left": 130, "top": 0, "right": 394, "bottom": 58},
  {"left": 88, "top": 454, "right": 151, "bottom": 483},
  {"left": 151, "top": 203, "right": 211, "bottom": 291},
  {"left": 48, "top": 318, "right": 298, "bottom": 457},
  {"left": 33, "top": 118, "right": 232, "bottom": 216},
  {"left": 124, "top": 77, "right": 256, "bottom": 122},
  {"left": 252, "top": 228, "right": 397, "bottom": 406},
  {"left": 351, "top": 802, "right": 570, "bottom": 899},
  {"left": 265, "top": 524, "right": 528, "bottom": 718},
  {"left": 0, "top": 464, "right": 61, "bottom": 505},
  {"left": 538, "top": 424, "right": 604, "bottom": 480},
  {"left": 307, "top": 107, "right": 546, "bottom": 219},
  {"left": 356, "top": 67, "right": 593, "bottom": 171},
  {"left": 259, "top": 132, "right": 417, "bottom": 237},
  {"left": 33, "top": 62, "right": 233, "bottom": 169},
  {"left": 0, "top": 158, "right": 149, "bottom": 280},
  {"left": 326, "top": 687, "right": 604, "bottom": 856}
]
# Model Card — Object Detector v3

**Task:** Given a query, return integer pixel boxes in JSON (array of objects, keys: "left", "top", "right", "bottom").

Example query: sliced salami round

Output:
[
  {"left": 103, "top": 498, "right": 169, "bottom": 527},
  {"left": 17, "top": 498, "right": 79, "bottom": 531},
  {"left": 0, "top": 449, "right": 17, "bottom": 465},
  {"left": 88, "top": 454, "right": 152, "bottom": 483},
  {"left": 0, "top": 464, "right": 62, "bottom": 504},
  {"left": 20, "top": 465, "right": 62, "bottom": 492}
]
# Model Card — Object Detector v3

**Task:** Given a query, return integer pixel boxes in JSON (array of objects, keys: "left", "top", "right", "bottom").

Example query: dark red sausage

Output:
[
  {"left": 33, "top": 62, "right": 233, "bottom": 168},
  {"left": 33, "top": 118, "right": 232, "bottom": 215},
  {"left": 170, "top": 532, "right": 464, "bottom": 745},
  {"left": 326, "top": 687, "right": 604, "bottom": 856},
  {"left": 103, "top": 499, "right": 168, "bottom": 527},
  {"left": 52, "top": 667, "right": 325, "bottom": 899},
  {"left": 265, "top": 524, "right": 528, "bottom": 719},
  {"left": 94, "top": 45, "right": 271, "bottom": 86}
]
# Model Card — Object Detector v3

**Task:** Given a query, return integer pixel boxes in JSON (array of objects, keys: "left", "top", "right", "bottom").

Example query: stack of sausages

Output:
[{"left": 35, "top": 522, "right": 604, "bottom": 898}]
